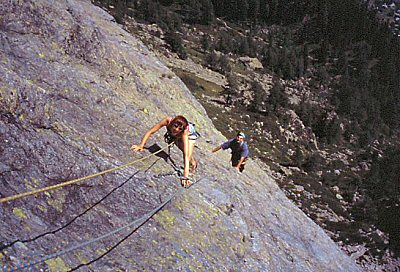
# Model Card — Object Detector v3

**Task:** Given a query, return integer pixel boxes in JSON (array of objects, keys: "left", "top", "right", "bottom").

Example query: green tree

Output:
[
  {"left": 136, "top": 0, "right": 161, "bottom": 23},
  {"left": 259, "top": 1, "right": 270, "bottom": 22},
  {"left": 294, "top": 146, "right": 304, "bottom": 167},
  {"left": 298, "top": 55, "right": 304, "bottom": 78},
  {"left": 366, "top": 147, "right": 400, "bottom": 203},
  {"left": 239, "top": 38, "right": 250, "bottom": 55},
  {"left": 114, "top": 0, "right": 127, "bottom": 24},
  {"left": 165, "top": 31, "right": 187, "bottom": 59},
  {"left": 249, "top": 80, "right": 268, "bottom": 113},
  {"left": 199, "top": 0, "right": 215, "bottom": 25},
  {"left": 204, "top": 51, "right": 219, "bottom": 70},
  {"left": 201, "top": 34, "right": 212, "bottom": 52},
  {"left": 248, "top": 0, "right": 260, "bottom": 23},
  {"left": 236, "top": 0, "right": 249, "bottom": 21},
  {"left": 219, "top": 55, "right": 231, "bottom": 74},
  {"left": 326, "top": 117, "right": 343, "bottom": 145},
  {"left": 217, "top": 32, "right": 234, "bottom": 53},
  {"left": 268, "top": 76, "right": 288, "bottom": 111},
  {"left": 223, "top": 74, "right": 240, "bottom": 105},
  {"left": 176, "top": 0, "right": 201, "bottom": 24}
]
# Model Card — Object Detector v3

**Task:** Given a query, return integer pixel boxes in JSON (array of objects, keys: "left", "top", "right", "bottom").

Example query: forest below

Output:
[{"left": 94, "top": 0, "right": 400, "bottom": 265}]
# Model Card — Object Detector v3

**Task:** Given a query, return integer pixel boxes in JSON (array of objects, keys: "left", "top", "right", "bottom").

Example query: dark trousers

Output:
[{"left": 231, "top": 156, "right": 247, "bottom": 172}]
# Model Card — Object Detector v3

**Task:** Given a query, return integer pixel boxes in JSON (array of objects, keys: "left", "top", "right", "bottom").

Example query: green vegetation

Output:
[
  {"left": 95, "top": 0, "right": 400, "bottom": 142},
  {"left": 92, "top": 0, "right": 400, "bottom": 260}
]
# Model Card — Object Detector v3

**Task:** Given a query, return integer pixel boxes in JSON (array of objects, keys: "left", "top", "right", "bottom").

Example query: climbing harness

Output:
[
  {"left": 0, "top": 143, "right": 174, "bottom": 203},
  {"left": 164, "top": 131, "right": 175, "bottom": 145},
  {"left": 164, "top": 122, "right": 200, "bottom": 144}
]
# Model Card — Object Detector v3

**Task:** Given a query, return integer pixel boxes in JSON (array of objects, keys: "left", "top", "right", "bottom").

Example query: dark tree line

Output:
[
  {"left": 216, "top": 0, "right": 400, "bottom": 139},
  {"left": 211, "top": 0, "right": 306, "bottom": 25},
  {"left": 93, "top": 0, "right": 400, "bottom": 141},
  {"left": 363, "top": 146, "right": 400, "bottom": 254},
  {"left": 300, "top": 0, "right": 400, "bottom": 136},
  {"left": 90, "top": 1, "right": 400, "bottom": 257}
]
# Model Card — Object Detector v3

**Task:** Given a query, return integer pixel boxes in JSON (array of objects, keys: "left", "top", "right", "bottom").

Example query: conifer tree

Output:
[
  {"left": 239, "top": 38, "right": 250, "bottom": 55},
  {"left": 236, "top": 0, "right": 249, "bottom": 22},
  {"left": 165, "top": 31, "right": 187, "bottom": 59},
  {"left": 248, "top": 0, "right": 260, "bottom": 23},
  {"left": 199, "top": 0, "right": 215, "bottom": 25},
  {"left": 269, "top": 76, "right": 288, "bottom": 111},
  {"left": 204, "top": 51, "right": 219, "bottom": 69},
  {"left": 201, "top": 34, "right": 212, "bottom": 52},
  {"left": 249, "top": 80, "right": 268, "bottom": 113}
]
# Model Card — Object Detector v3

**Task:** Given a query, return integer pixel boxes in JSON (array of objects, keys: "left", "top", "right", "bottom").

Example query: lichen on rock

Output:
[{"left": 0, "top": 0, "right": 362, "bottom": 271}]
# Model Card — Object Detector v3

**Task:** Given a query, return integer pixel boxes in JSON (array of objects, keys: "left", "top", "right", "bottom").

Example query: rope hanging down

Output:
[
  {"left": 0, "top": 170, "right": 140, "bottom": 252},
  {"left": 2, "top": 188, "right": 180, "bottom": 272},
  {"left": 0, "top": 143, "right": 173, "bottom": 204},
  {"left": 1, "top": 158, "right": 166, "bottom": 251}
]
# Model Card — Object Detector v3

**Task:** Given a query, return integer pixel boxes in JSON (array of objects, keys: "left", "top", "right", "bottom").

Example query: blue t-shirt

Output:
[{"left": 221, "top": 138, "right": 249, "bottom": 158}]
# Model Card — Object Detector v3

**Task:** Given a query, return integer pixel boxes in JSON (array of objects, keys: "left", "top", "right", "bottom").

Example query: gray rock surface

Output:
[{"left": 0, "top": 0, "right": 362, "bottom": 271}]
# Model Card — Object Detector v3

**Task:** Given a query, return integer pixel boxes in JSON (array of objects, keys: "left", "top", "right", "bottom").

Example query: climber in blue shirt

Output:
[{"left": 212, "top": 132, "right": 249, "bottom": 172}]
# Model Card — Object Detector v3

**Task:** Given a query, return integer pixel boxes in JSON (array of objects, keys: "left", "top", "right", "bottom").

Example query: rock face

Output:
[
  {"left": 238, "top": 56, "right": 264, "bottom": 70},
  {"left": 0, "top": 0, "right": 361, "bottom": 271}
]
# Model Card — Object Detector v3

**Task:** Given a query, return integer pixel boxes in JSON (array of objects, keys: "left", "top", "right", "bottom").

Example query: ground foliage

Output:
[
  {"left": 0, "top": 1, "right": 367, "bottom": 271},
  {"left": 94, "top": 0, "right": 400, "bottom": 265}
]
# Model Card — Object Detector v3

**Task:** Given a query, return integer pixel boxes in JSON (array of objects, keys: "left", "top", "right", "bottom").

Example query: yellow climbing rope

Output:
[{"left": 0, "top": 143, "right": 173, "bottom": 204}]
